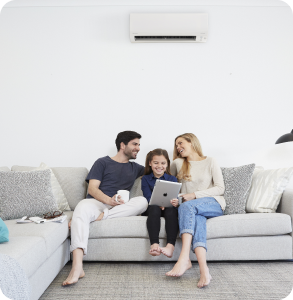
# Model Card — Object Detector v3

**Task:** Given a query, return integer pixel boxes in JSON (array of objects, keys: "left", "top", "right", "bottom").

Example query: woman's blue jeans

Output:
[{"left": 178, "top": 197, "right": 223, "bottom": 252}]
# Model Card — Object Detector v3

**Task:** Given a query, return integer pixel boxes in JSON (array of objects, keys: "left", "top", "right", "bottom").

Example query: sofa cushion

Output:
[
  {"left": 88, "top": 213, "right": 292, "bottom": 240},
  {"left": 0, "top": 170, "right": 57, "bottom": 220},
  {"left": 4, "top": 211, "right": 72, "bottom": 258},
  {"left": 221, "top": 164, "right": 255, "bottom": 215},
  {"left": 246, "top": 167, "right": 293, "bottom": 213},
  {"left": 0, "top": 236, "right": 47, "bottom": 278},
  {"left": 11, "top": 165, "right": 88, "bottom": 210}
]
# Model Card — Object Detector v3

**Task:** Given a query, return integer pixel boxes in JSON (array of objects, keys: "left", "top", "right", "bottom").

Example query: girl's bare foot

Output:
[
  {"left": 161, "top": 243, "right": 175, "bottom": 258},
  {"left": 149, "top": 243, "right": 161, "bottom": 256},
  {"left": 197, "top": 267, "right": 212, "bottom": 288},
  {"left": 166, "top": 257, "right": 192, "bottom": 277},
  {"left": 68, "top": 220, "right": 71, "bottom": 229},
  {"left": 96, "top": 212, "right": 104, "bottom": 221},
  {"left": 62, "top": 268, "right": 85, "bottom": 286}
]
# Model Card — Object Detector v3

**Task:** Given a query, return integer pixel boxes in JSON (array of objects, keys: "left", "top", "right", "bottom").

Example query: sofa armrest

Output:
[{"left": 278, "top": 188, "right": 293, "bottom": 229}]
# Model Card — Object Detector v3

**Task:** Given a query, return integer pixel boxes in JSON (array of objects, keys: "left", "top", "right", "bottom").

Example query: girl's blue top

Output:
[{"left": 141, "top": 172, "right": 177, "bottom": 203}]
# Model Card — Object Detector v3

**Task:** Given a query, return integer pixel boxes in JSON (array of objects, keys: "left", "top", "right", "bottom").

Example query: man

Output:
[{"left": 63, "top": 131, "right": 148, "bottom": 286}]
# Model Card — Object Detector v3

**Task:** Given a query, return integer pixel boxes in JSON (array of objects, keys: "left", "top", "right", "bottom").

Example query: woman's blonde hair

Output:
[
  {"left": 143, "top": 148, "right": 171, "bottom": 176},
  {"left": 173, "top": 133, "right": 204, "bottom": 181}
]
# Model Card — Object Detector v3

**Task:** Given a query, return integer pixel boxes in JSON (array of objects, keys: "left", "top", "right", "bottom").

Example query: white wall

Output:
[{"left": 1, "top": 0, "right": 293, "bottom": 171}]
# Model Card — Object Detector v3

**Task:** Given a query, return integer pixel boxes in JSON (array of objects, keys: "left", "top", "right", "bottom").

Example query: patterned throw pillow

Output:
[
  {"left": 221, "top": 164, "right": 255, "bottom": 215},
  {"left": 0, "top": 169, "right": 58, "bottom": 220},
  {"left": 246, "top": 167, "right": 293, "bottom": 213}
]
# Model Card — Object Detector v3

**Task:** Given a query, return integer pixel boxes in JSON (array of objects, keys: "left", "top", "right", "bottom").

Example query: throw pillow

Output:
[
  {"left": 221, "top": 164, "right": 255, "bottom": 215},
  {"left": 0, "top": 167, "right": 10, "bottom": 172},
  {"left": 0, "top": 169, "right": 58, "bottom": 220},
  {"left": 0, "top": 217, "right": 9, "bottom": 243},
  {"left": 246, "top": 167, "right": 293, "bottom": 213},
  {"left": 35, "top": 163, "right": 70, "bottom": 211}
]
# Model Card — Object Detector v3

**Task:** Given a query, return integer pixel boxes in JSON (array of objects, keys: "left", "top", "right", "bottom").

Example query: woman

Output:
[{"left": 164, "top": 133, "right": 225, "bottom": 288}]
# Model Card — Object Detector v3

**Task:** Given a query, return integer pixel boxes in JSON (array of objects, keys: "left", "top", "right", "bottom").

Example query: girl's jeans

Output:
[{"left": 178, "top": 197, "right": 223, "bottom": 252}]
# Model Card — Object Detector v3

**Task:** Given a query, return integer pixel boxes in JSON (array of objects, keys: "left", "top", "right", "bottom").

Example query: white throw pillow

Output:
[
  {"left": 0, "top": 167, "right": 10, "bottom": 171},
  {"left": 246, "top": 166, "right": 293, "bottom": 213},
  {"left": 35, "top": 163, "right": 71, "bottom": 211}
]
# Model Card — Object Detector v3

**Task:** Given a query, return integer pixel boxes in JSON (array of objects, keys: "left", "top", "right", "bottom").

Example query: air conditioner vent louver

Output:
[
  {"left": 130, "top": 13, "right": 208, "bottom": 43},
  {"left": 135, "top": 36, "right": 196, "bottom": 41}
]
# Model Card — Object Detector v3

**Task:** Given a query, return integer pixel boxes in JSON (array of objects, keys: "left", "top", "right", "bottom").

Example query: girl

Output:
[
  {"left": 141, "top": 149, "right": 179, "bottom": 258},
  {"left": 165, "top": 133, "right": 225, "bottom": 289}
]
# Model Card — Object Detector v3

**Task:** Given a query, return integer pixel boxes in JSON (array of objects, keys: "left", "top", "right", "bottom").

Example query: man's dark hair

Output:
[{"left": 115, "top": 131, "right": 142, "bottom": 151}]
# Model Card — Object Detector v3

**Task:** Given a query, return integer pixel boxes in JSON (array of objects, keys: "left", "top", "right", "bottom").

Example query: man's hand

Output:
[
  {"left": 181, "top": 193, "right": 196, "bottom": 202},
  {"left": 108, "top": 194, "right": 125, "bottom": 206},
  {"left": 170, "top": 198, "right": 179, "bottom": 207}
]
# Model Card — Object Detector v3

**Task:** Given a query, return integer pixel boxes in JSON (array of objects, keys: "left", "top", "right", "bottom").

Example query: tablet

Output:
[{"left": 149, "top": 180, "right": 182, "bottom": 207}]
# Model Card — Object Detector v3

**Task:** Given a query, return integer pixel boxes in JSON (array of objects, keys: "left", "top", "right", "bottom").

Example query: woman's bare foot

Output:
[
  {"left": 96, "top": 212, "right": 104, "bottom": 221},
  {"left": 62, "top": 267, "right": 85, "bottom": 286},
  {"left": 68, "top": 220, "right": 71, "bottom": 229},
  {"left": 161, "top": 243, "right": 175, "bottom": 258},
  {"left": 197, "top": 267, "right": 212, "bottom": 288},
  {"left": 166, "top": 257, "right": 192, "bottom": 277},
  {"left": 149, "top": 243, "right": 161, "bottom": 256}
]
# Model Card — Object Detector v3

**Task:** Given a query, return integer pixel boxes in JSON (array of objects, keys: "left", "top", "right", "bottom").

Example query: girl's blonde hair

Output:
[
  {"left": 143, "top": 148, "right": 171, "bottom": 176},
  {"left": 173, "top": 133, "right": 204, "bottom": 181}
]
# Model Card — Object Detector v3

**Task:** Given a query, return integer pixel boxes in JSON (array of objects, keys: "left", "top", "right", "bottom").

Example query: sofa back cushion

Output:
[{"left": 11, "top": 165, "right": 89, "bottom": 210}]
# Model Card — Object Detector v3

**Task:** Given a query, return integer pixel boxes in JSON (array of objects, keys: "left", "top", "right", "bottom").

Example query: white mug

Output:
[
  {"left": 115, "top": 190, "right": 130, "bottom": 203},
  {"left": 178, "top": 193, "right": 184, "bottom": 204}
]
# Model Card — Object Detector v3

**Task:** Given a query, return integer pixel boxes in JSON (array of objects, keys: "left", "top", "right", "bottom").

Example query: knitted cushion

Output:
[
  {"left": 0, "top": 170, "right": 57, "bottom": 220},
  {"left": 221, "top": 164, "right": 255, "bottom": 215}
]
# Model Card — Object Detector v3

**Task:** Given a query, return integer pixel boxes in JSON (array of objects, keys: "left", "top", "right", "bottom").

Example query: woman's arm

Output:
[{"left": 194, "top": 158, "right": 225, "bottom": 199}]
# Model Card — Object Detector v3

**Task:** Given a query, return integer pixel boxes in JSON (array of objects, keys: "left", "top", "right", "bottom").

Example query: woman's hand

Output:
[
  {"left": 181, "top": 193, "right": 196, "bottom": 202},
  {"left": 160, "top": 206, "right": 165, "bottom": 210},
  {"left": 170, "top": 198, "right": 179, "bottom": 207}
]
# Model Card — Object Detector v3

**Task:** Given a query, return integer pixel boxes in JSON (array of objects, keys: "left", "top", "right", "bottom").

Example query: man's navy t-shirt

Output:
[{"left": 86, "top": 156, "right": 145, "bottom": 198}]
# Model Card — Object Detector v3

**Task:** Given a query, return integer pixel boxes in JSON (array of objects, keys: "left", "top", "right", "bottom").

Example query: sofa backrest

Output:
[{"left": 11, "top": 165, "right": 88, "bottom": 210}]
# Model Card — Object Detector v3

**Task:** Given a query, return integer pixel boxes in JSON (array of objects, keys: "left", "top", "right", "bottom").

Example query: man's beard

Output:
[{"left": 123, "top": 147, "right": 136, "bottom": 160}]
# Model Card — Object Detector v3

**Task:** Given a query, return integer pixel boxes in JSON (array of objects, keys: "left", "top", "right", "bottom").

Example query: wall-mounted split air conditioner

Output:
[{"left": 130, "top": 13, "right": 208, "bottom": 43}]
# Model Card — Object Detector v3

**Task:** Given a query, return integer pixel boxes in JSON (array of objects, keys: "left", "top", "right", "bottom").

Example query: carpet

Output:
[{"left": 40, "top": 261, "right": 293, "bottom": 300}]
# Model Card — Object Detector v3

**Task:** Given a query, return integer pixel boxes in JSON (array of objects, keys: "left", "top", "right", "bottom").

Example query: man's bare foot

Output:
[
  {"left": 62, "top": 268, "right": 85, "bottom": 286},
  {"left": 96, "top": 212, "right": 104, "bottom": 221},
  {"left": 166, "top": 257, "right": 192, "bottom": 277},
  {"left": 149, "top": 243, "right": 161, "bottom": 256},
  {"left": 68, "top": 220, "right": 71, "bottom": 229},
  {"left": 161, "top": 243, "right": 175, "bottom": 258},
  {"left": 197, "top": 267, "right": 212, "bottom": 288}
]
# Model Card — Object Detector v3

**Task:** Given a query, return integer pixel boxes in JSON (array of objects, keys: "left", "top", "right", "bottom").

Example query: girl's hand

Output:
[
  {"left": 182, "top": 193, "right": 196, "bottom": 202},
  {"left": 160, "top": 206, "right": 165, "bottom": 210},
  {"left": 170, "top": 198, "right": 179, "bottom": 207}
]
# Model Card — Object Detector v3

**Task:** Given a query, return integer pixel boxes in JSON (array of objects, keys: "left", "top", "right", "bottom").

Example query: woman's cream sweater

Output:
[{"left": 170, "top": 157, "right": 226, "bottom": 210}]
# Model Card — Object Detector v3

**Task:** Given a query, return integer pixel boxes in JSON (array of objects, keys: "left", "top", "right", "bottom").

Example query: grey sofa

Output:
[{"left": 1, "top": 165, "right": 292, "bottom": 300}]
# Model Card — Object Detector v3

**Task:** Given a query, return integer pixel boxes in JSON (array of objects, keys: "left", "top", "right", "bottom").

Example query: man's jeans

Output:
[{"left": 178, "top": 197, "right": 223, "bottom": 252}]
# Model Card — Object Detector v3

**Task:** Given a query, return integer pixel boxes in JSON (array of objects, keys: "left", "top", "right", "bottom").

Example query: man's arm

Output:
[{"left": 88, "top": 179, "right": 123, "bottom": 206}]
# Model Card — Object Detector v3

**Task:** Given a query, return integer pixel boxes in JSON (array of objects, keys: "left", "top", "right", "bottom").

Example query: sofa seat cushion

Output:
[
  {"left": 206, "top": 213, "right": 292, "bottom": 239},
  {"left": 0, "top": 236, "right": 47, "bottom": 278},
  {"left": 4, "top": 211, "right": 72, "bottom": 258},
  {"left": 88, "top": 213, "right": 292, "bottom": 239}
]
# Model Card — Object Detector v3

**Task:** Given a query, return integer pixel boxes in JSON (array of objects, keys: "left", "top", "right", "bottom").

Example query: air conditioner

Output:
[{"left": 130, "top": 13, "right": 208, "bottom": 43}]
